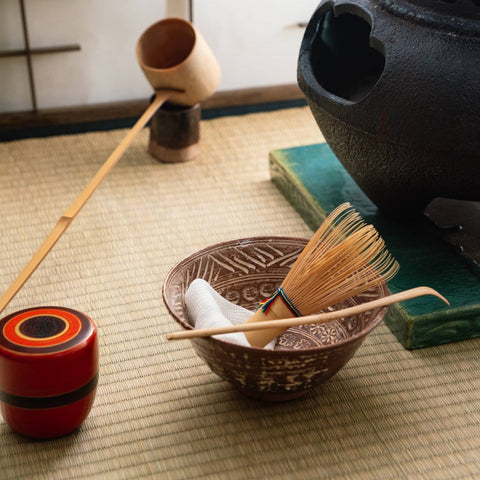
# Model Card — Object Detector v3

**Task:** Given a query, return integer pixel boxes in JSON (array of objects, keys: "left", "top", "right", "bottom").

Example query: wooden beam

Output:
[
  {"left": 0, "top": 84, "right": 305, "bottom": 132},
  {"left": 19, "top": 0, "right": 37, "bottom": 111},
  {"left": 0, "top": 45, "right": 81, "bottom": 58},
  {"left": 203, "top": 84, "right": 304, "bottom": 109}
]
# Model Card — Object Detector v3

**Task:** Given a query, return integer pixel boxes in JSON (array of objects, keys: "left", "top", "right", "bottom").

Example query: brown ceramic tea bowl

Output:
[{"left": 163, "top": 236, "right": 389, "bottom": 401}]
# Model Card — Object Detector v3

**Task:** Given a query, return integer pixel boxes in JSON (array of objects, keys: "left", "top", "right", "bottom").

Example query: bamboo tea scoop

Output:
[
  {"left": 166, "top": 286, "right": 449, "bottom": 341},
  {"left": 0, "top": 18, "right": 220, "bottom": 315}
]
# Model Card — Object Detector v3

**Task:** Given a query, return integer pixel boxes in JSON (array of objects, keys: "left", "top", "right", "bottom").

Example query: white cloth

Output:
[{"left": 185, "top": 279, "right": 275, "bottom": 349}]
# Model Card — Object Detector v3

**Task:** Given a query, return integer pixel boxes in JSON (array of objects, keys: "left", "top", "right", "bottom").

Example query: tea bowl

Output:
[{"left": 163, "top": 236, "right": 388, "bottom": 401}]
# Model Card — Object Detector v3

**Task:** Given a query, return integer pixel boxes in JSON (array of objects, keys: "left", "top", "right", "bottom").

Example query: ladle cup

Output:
[
  {"left": 0, "top": 18, "right": 220, "bottom": 315},
  {"left": 137, "top": 18, "right": 221, "bottom": 106}
]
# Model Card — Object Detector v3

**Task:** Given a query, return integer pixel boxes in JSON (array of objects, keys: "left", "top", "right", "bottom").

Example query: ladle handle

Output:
[
  {"left": 0, "top": 90, "right": 171, "bottom": 315},
  {"left": 64, "top": 90, "right": 171, "bottom": 218},
  {"left": 165, "top": 287, "right": 449, "bottom": 342}
]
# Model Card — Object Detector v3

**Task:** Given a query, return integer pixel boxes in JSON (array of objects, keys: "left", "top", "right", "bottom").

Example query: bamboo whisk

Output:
[{"left": 244, "top": 203, "right": 400, "bottom": 347}]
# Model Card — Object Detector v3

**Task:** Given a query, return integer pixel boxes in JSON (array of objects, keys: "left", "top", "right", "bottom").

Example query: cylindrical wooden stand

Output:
[{"left": 148, "top": 101, "right": 201, "bottom": 163}]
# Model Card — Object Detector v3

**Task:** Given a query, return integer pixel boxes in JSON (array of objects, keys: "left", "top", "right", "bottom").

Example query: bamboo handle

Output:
[
  {"left": 0, "top": 90, "right": 171, "bottom": 315},
  {"left": 244, "top": 298, "right": 295, "bottom": 347},
  {"left": 63, "top": 90, "right": 170, "bottom": 218},
  {"left": 165, "top": 287, "right": 449, "bottom": 342}
]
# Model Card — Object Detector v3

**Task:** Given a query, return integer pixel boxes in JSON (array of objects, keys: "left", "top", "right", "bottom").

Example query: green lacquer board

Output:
[{"left": 270, "top": 143, "right": 480, "bottom": 349}]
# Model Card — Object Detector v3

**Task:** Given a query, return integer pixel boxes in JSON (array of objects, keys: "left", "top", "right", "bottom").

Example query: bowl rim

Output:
[{"left": 162, "top": 236, "right": 389, "bottom": 353}]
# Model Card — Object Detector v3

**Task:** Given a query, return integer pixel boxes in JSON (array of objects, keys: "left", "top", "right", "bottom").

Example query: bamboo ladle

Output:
[{"left": 0, "top": 18, "right": 220, "bottom": 315}]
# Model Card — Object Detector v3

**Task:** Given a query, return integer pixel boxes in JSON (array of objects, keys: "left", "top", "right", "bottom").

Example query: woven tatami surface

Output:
[{"left": 1, "top": 106, "right": 479, "bottom": 479}]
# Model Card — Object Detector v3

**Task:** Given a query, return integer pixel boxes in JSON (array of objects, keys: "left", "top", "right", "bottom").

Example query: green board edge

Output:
[{"left": 270, "top": 143, "right": 480, "bottom": 349}]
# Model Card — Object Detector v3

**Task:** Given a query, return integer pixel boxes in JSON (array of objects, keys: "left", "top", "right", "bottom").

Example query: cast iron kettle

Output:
[{"left": 298, "top": 0, "right": 480, "bottom": 218}]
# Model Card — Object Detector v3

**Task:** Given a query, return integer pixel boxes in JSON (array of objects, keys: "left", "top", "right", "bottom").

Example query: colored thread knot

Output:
[{"left": 259, "top": 287, "right": 302, "bottom": 317}]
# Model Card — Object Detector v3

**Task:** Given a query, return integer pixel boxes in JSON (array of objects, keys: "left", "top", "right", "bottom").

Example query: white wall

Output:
[
  {"left": 0, "top": 0, "right": 319, "bottom": 113},
  {"left": 194, "top": 0, "right": 318, "bottom": 92},
  {"left": 0, "top": 0, "right": 174, "bottom": 112}
]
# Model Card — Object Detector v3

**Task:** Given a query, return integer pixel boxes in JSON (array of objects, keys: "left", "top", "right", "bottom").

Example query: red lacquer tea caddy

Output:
[{"left": 0, "top": 306, "right": 98, "bottom": 439}]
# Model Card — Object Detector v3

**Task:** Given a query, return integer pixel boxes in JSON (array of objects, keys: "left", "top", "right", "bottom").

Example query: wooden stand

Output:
[{"left": 148, "top": 101, "right": 201, "bottom": 163}]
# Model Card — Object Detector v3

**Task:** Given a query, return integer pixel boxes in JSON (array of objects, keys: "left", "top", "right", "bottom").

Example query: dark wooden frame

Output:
[
  {"left": 0, "top": 0, "right": 81, "bottom": 112},
  {"left": 0, "top": 84, "right": 305, "bottom": 132}
]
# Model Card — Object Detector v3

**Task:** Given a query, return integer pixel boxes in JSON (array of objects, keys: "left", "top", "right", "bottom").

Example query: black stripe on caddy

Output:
[{"left": 0, "top": 373, "right": 98, "bottom": 409}]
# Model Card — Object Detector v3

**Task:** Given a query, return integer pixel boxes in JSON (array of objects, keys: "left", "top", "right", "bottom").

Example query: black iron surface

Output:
[{"left": 298, "top": 0, "right": 480, "bottom": 218}]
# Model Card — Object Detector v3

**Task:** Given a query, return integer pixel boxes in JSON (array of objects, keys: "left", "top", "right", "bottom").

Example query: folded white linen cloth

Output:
[{"left": 184, "top": 278, "right": 275, "bottom": 349}]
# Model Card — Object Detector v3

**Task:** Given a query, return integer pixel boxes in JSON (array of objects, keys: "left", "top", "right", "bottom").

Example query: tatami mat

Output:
[{"left": 1, "top": 106, "right": 479, "bottom": 479}]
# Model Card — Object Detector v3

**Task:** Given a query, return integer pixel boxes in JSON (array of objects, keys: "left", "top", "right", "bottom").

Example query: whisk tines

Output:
[{"left": 244, "top": 202, "right": 399, "bottom": 347}]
